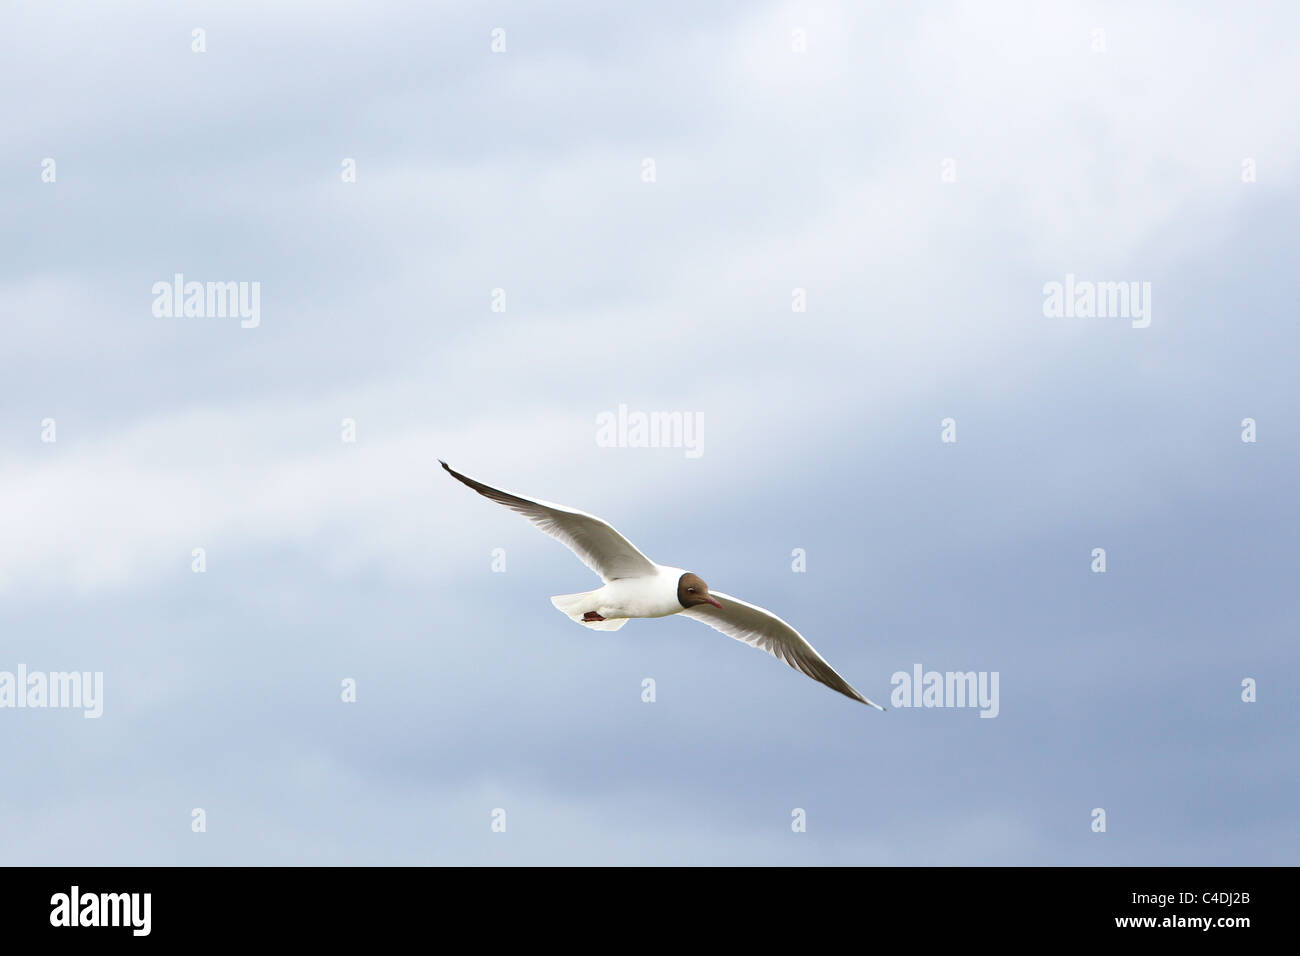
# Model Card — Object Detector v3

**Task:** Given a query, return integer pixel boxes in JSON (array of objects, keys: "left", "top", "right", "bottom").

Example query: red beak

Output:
[{"left": 706, "top": 596, "right": 723, "bottom": 609}]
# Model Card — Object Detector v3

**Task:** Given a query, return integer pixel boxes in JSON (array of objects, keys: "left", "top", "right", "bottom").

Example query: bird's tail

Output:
[{"left": 550, "top": 591, "right": 628, "bottom": 631}]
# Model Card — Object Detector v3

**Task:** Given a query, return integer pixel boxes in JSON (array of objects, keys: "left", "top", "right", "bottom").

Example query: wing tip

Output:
[{"left": 854, "top": 691, "right": 886, "bottom": 711}]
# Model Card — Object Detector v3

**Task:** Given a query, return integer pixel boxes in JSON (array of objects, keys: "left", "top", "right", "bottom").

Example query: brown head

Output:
[{"left": 677, "top": 572, "right": 723, "bottom": 610}]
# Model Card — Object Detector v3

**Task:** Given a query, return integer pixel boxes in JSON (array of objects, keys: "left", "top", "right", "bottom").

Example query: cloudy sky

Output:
[{"left": 2, "top": 0, "right": 1297, "bottom": 864}]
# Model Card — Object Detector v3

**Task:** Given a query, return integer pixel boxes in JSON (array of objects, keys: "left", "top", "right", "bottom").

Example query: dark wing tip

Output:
[
  {"left": 850, "top": 689, "right": 885, "bottom": 711},
  {"left": 439, "top": 459, "right": 475, "bottom": 488},
  {"left": 439, "top": 460, "right": 477, "bottom": 490},
  {"left": 438, "top": 461, "right": 531, "bottom": 510}
]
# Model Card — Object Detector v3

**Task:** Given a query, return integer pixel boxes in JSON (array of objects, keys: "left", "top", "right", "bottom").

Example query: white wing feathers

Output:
[
  {"left": 440, "top": 461, "right": 658, "bottom": 582},
  {"left": 682, "top": 591, "right": 884, "bottom": 709}
]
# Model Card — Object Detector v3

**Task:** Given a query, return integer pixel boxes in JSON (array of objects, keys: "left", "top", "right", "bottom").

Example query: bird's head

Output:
[{"left": 677, "top": 572, "right": 723, "bottom": 609}]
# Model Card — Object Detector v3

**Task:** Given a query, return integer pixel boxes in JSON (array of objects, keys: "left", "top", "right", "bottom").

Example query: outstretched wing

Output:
[
  {"left": 440, "top": 461, "right": 658, "bottom": 581},
  {"left": 682, "top": 591, "right": 883, "bottom": 709}
]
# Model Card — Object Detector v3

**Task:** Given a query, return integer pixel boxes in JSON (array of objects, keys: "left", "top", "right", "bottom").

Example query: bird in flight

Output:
[{"left": 441, "top": 461, "right": 883, "bottom": 709}]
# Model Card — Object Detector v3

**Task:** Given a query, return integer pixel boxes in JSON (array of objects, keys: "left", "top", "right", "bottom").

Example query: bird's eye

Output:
[{"left": 687, "top": 587, "right": 695, "bottom": 593}]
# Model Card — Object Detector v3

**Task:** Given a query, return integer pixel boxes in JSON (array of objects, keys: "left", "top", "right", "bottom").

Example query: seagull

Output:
[{"left": 440, "top": 461, "right": 883, "bottom": 709}]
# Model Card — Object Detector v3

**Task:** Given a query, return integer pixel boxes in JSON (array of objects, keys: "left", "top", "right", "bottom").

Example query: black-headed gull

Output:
[{"left": 441, "top": 461, "right": 883, "bottom": 709}]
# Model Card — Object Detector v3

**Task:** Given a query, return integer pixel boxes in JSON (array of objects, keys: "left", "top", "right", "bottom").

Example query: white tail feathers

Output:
[
  {"left": 550, "top": 591, "right": 628, "bottom": 631},
  {"left": 549, "top": 591, "right": 591, "bottom": 615}
]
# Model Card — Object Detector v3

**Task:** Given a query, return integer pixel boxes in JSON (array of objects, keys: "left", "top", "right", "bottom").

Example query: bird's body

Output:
[
  {"left": 440, "top": 461, "right": 883, "bottom": 709},
  {"left": 551, "top": 565, "right": 692, "bottom": 629}
]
